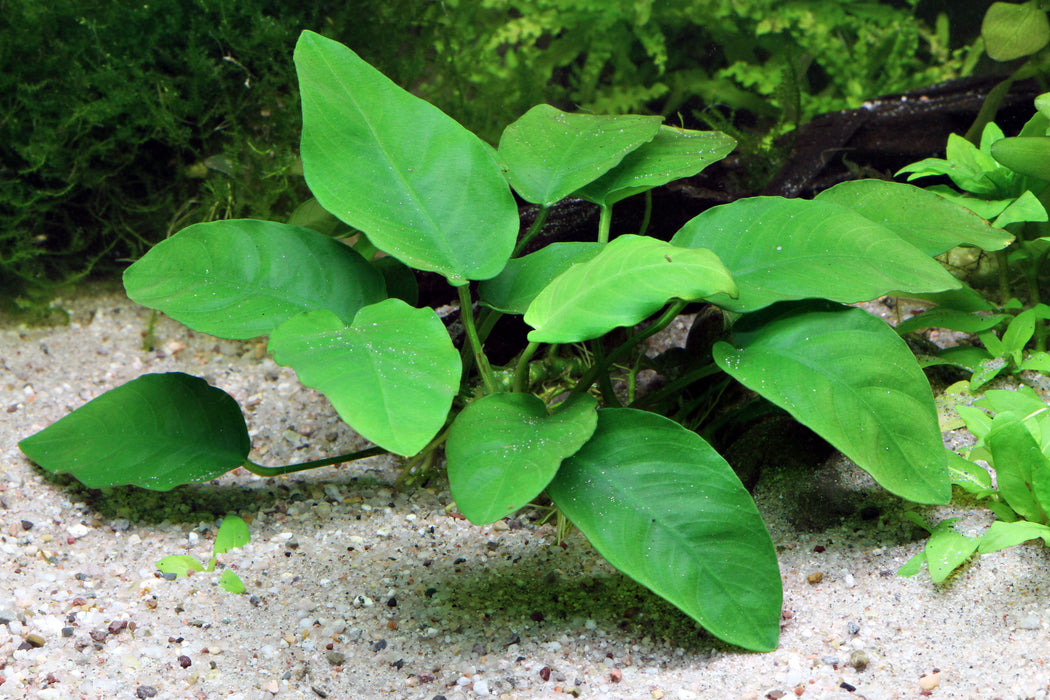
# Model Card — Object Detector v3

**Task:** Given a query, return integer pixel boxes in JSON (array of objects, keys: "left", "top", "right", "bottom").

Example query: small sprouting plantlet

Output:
[
  {"left": 900, "top": 382, "right": 1050, "bottom": 583},
  {"left": 156, "top": 516, "right": 250, "bottom": 594},
  {"left": 895, "top": 93, "right": 1050, "bottom": 389},
  {"left": 19, "top": 32, "right": 1009, "bottom": 651}
]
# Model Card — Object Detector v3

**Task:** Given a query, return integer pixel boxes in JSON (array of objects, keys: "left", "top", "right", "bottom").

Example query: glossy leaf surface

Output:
[
  {"left": 577, "top": 126, "right": 736, "bottom": 206},
  {"left": 19, "top": 373, "right": 249, "bottom": 491},
  {"left": 446, "top": 394, "right": 598, "bottom": 524},
  {"left": 714, "top": 301, "right": 950, "bottom": 504},
  {"left": 525, "top": 235, "right": 736, "bottom": 343},
  {"left": 268, "top": 300, "right": 460, "bottom": 456},
  {"left": 124, "top": 220, "right": 386, "bottom": 340},
  {"left": 815, "top": 179, "right": 1014, "bottom": 255},
  {"left": 982, "top": 1, "right": 1050, "bottom": 60},
  {"left": 547, "top": 408, "right": 781, "bottom": 651},
  {"left": 295, "top": 31, "right": 517, "bottom": 284},
  {"left": 671, "top": 197, "right": 960, "bottom": 313},
  {"left": 479, "top": 242, "right": 603, "bottom": 314},
  {"left": 499, "top": 105, "right": 662, "bottom": 206},
  {"left": 991, "top": 137, "right": 1050, "bottom": 182}
]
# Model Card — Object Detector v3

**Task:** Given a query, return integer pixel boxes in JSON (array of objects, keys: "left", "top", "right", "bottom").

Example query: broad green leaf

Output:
[
  {"left": 124, "top": 220, "right": 386, "bottom": 340},
  {"left": 525, "top": 235, "right": 736, "bottom": 343},
  {"left": 978, "top": 520, "right": 1050, "bottom": 554},
  {"left": 670, "top": 197, "right": 960, "bottom": 313},
  {"left": 986, "top": 416, "right": 1046, "bottom": 521},
  {"left": 446, "top": 394, "right": 598, "bottom": 524},
  {"left": 947, "top": 451, "right": 994, "bottom": 496},
  {"left": 992, "top": 137, "right": 1050, "bottom": 182},
  {"left": 219, "top": 569, "right": 247, "bottom": 594},
  {"left": 268, "top": 300, "right": 460, "bottom": 456},
  {"left": 371, "top": 256, "right": 419, "bottom": 306},
  {"left": 295, "top": 31, "right": 517, "bottom": 285},
  {"left": 214, "top": 516, "right": 250, "bottom": 555},
  {"left": 957, "top": 404, "right": 993, "bottom": 439},
  {"left": 923, "top": 518, "right": 980, "bottom": 584},
  {"left": 479, "top": 242, "right": 604, "bottom": 314},
  {"left": 977, "top": 386, "right": 1048, "bottom": 418},
  {"left": 714, "top": 301, "right": 949, "bottom": 504},
  {"left": 286, "top": 197, "right": 349, "bottom": 237},
  {"left": 982, "top": 1, "right": 1050, "bottom": 61},
  {"left": 547, "top": 409, "right": 781, "bottom": 651},
  {"left": 993, "top": 190, "right": 1048, "bottom": 228},
  {"left": 815, "top": 179, "right": 1014, "bottom": 255},
  {"left": 1002, "top": 308, "right": 1037, "bottom": 362},
  {"left": 895, "top": 309, "right": 1009, "bottom": 335},
  {"left": 498, "top": 105, "right": 662, "bottom": 206},
  {"left": 157, "top": 556, "right": 206, "bottom": 577},
  {"left": 577, "top": 126, "right": 736, "bottom": 206},
  {"left": 19, "top": 373, "right": 249, "bottom": 491}
]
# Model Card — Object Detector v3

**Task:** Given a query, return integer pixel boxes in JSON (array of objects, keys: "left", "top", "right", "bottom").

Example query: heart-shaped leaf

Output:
[
  {"left": 714, "top": 301, "right": 950, "bottom": 504},
  {"left": 982, "top": 1, "right": 1050, "bottom": 61},
  {"left": 498, "top": 105, "right": 662, "bottom": 206},
  {"left": 671, "top": 197, "right": 961, "bottom": 313},
  {"left": 295, "top": 30, "right": 518, "bottom": 284},
  {"left": 577, "top": 126, "right": 736, "bottom": 206},
  {"left": 157, "top": 556, "right": 206, "bottom": 577},
  {"left": 479, "top": 242, "right": 604, "bottom": 314},
  {"left": 815, "top": 179, "right": 1014, "bottom": 256},
  {"left": 268, "top": 300, "right": 460, "bottom": 456},
  {"left": 19, "top": 373, "right": 250, "bottom": 491},
  {"left": 525, "top": 235, "right": 736, "bottom": 343},
  {"left": 446, "top": 393, "right": 598, "bottom": 524},
  {"left": 124, "top": 219, "right": 386, "bottom": 340},
  {"left": 547, "top": 408, "right": 781, "bottom": 652}
]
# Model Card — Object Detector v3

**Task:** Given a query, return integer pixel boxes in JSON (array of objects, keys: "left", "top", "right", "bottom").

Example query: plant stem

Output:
[
  {"left": 242, "top": 446, "right": 388, "bottom": 477},
  {"left": 631, "top": 362, "right": 723, "bottom": 411},
  {"left": 513, "top": 341, "right": 540, "bottom": 393},
  {"left": 597, "top": 204, "right": 613, "bottom": 244},
  {"left": 512, "top": 205, "right": 551, "bottom": 257},
  {"left": 590, "top": 339, "right": 622, "bottom": 406},
  {"left": 458, "top": 285, "right": 498, "bottom": 395},
  {"left": 569, "top": 300, "right": 688, "bottom": 399},
  {"left": 637, "top": 190, "right": 653, "bottom": 237}
]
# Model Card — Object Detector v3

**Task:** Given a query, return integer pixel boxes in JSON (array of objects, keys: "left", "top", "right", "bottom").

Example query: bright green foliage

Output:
[
  {"left": 157, "top": 516, "right": 250, "bottom": 594},
  {"left": 446, "top": 394, "right": 598, "bottom": 524},
  {"left": 894, "top": 96, "right": 1050, "bottom": 390},
  {"left": 18, "top": 373, "right": 249, "bottom": 491},
  {"left": 548, "top": 409, "right": 782, "bottom": 652},
  {"left": 671, "top": 197, "right": 963, "bottom": 313},
  {"left": 295, "top": 32, "right": 518, "bottom": 285},
  {"left": 715, "top": 302, "right": 949, "bottom": 504},
  {"left": 124, "top": 220, "right": 387, "bottom": 339},
  {"left": 21, "top": 33, "right": 1014, "bottom": 651},
  {"left": 901, "top": 383, "right": 1050, "bottom": 583},
  {"left": 498, "top": 106, "right": 662, "bottom": 206},
  {"left": 524, "top": 235, "right": 737, "bottom": 343},
  {"left": 268, "top": 302, "right": 461, "bottom": 457},
  {"left": 982, "top": 1, "right": 1050, "bottom": 61}
]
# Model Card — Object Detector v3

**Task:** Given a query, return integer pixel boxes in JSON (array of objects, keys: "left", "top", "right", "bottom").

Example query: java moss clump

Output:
[{"left": 0, "top": 1, "right": 439, "bottom": 313}]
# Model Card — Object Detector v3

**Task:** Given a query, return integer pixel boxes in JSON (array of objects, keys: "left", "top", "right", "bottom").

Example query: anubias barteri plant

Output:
[{"left": 20, "top": 31, "right": 1011, "bottom": 651}]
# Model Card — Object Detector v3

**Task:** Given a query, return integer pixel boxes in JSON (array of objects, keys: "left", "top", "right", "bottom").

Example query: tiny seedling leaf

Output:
[
  {"left": 219, "top": 569, "right": 247, "bottom": 594},
  {"left": 157, "top": 555, "right": 206, "bottom": 577},
  {"left": 214, "top": 516, "right": 250, "bottom": 555}
]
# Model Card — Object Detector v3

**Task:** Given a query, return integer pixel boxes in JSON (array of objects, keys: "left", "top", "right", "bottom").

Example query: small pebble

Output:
[
  {"left": 135, "top": 687, "right": 158, "bottom": 699},
  {"left": 806, "top": 572, "right": 823, "bottom": 585},
  {"left": 1019, "top": 614, "right": 1041, "bottom": 630},
  {"left": 178, "top": 655, "right": 191, "bottom": 668},
  {"left": 474, "top": 678, "right": 490, "bottom": 695},
  {"left": 847, "top": 621, "right": 860, "bottom": 635},
  {"left": 326, "top": 651, "right": 345, "bottom": 666},
  {"left": 919, "top": 672, "right": 941, "bottom": 691},
  {"left": 24, "top": 633, "right": 45, "bottom": 648},
  {"left": 21, "top": 520, "right": 33, "bottom": 531},
  {"left": 849, "top": 649, "right": 869, "bottom": 671},
  {"left": 372, "top": 638, "right": 387, "bottom": 652}
]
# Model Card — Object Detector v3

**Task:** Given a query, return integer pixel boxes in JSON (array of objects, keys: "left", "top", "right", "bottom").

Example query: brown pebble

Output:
[
  {"left": 108, "top": 620, "right": 128, "bottom": 635},
  {"left": 326, "top": 651, "right": 346, "bottom": 666},
  {"left": 919, "top": 671, "right": 941, "bottom": 690},
  {"left": 806, "top": 572, "right": 824, "bottom": 585},
  {"left": 610, "top": 669, "right": 622, "bottom": 682},
  {"left": 540, "top": 666, "right": 551, "bottom": 681},
  {"left": 24, "top": 634, "right": 45, "bottom": 648},
  {"left": 178, "top": 655, "right": 191, "bottom": 668},
  {"left": 89, "top": 629, "right": 108, "bottom": 643}
]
